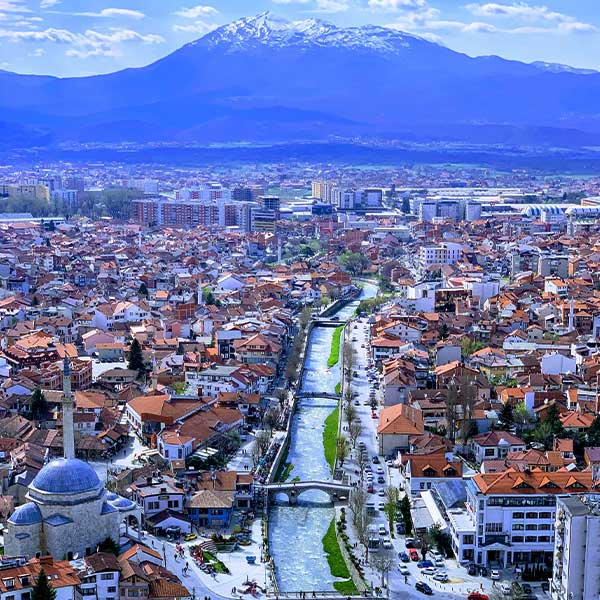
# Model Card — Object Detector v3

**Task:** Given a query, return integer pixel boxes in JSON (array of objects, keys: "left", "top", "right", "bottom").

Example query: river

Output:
[{"left": 268, "top": 282, "right": 378, "bottom": 592}]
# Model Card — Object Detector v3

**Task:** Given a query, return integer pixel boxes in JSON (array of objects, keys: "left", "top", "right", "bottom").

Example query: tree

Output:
[
  {"left": 203, "top": 286, "right": 216, "bottom": 306},
  {"left": 354, "top": 506, "right": 370, "bottom": 560},
  {"left": 461, "top": 337, "right": 485, "bottom": 357},
  {"left": 339, "top": 251, "right": 370, "bottom": 276},
  {"left": 97, "top": 536, "right": 119, "bottom": 555},
  {"left": 530, "top": 403, "right": 565, "bottom": 449},
  {"left": 348, "top": 420, "right": 361, "bottom": 449},
  {"left": 417, "top": 530, "right": 433, "bottom": 561},
  {"left": 383, "top": 487, "right": 399, "bottom": 538},
  {"left": 588, "top": 416, "right": 600, "bottom": 446},
  {"left": 128, "top": 338, "right": 145, "bottom": 375},
  {"left": 336, "top": 435, "right": 349, "bottom": 467},
  {"left": 497, "top": 402, "right": 514, "bottom": 431},
  {"left": 344, "top": 402, "right": 356, "bottom": 427},
  {"left": 348, "top": 487, "right": 367, "bottom": 527},
  {"left": 299, "top": 306, "right": 312, "bottom": 330},
  {"left": 438, "top": 323, "right": 449, "bottom": 341},
  {"left": 138, "top": 282, "right": 148, "bottom": 297},
  {"left": 251, "top": 431, "right": 271, "bottom": 468},
  {"left": 32, "top": 569, "right": 56, "bottom": 600},
  {"left": 399, "top": 494, "right": 413, "bottom": 535},
  {"left": 30, "top": 388, "right": 48, "bottom": 419},
  {"left": 370, "top": 548, "right": 395, "bottom": 588}
]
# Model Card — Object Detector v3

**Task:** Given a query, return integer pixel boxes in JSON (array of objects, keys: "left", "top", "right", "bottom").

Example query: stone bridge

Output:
[{"left": 263, "top": 480, "right": 351, "bottom": 505}]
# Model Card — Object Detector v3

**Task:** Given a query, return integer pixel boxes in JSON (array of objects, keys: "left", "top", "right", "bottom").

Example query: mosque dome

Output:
[
  {"left": 8, "top": 502, "right": 42, "bottom": 525},
  {"left": 31, "top": 458, "right": 101, "bottom": 495},
  {"left": 106, "top": 491, "right": 119, "bottom": 501},
  {"left": 109, "top": 497, "right": 137, "bottom": 511}
]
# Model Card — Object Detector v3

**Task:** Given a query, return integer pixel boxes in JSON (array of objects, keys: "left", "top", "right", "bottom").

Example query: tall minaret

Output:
[
  {"left": 197, "top": 280, "right": 203, "bottom": 306},
  {"left": 62, "top": 357, "right": 75, "bottom": 460},
  {"left": 568, "top": 297, "right": 575, "bottom": 333}
]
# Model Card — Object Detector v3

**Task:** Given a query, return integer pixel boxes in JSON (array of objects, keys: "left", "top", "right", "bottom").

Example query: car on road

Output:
[
  {"left": 378, "top": 524, "right": 387, "bottom": 535},
  {"left": 500, "top": 582, "right": 512, "bottom": 595},
  {"left": 405, "top": 538, "right": 417, "bottom": 548},
  {"left": 377, "top": 489, "right": 385, "bottom": 497},
  {"left": 467, "top": 594, "right": 489, "bottom": 600},
  {"left": 421, "top": 567, "right": 436, "bottom": 576},
  {"left": 184, "top": 533, "right": 197, "bottom": 542},
  {"left": 521, "top": 584, "right": 533, "bottom": 594},
  {"left": 372, "top": 456, "right": 380, "bottom": 463},
  {"left": 433, "top": 571, "right": 448, "bottom": 582},
  {"left": 417, "top": 560, "right": 434, "bottom": 569},
  {"left": 367, "top": 484, "right": 374, "bottom": 493},
  {"left": 409, "top": 549, "right": 419, "bottom": 561},
  {"left": 399, "top": 552, "right": 410, "bottom": 562},
  {"left": 378, "top": 502, "right": 385, "bottom": 511},
  {"left": 490, "top": 569, "right": 500, "bottom": 580},
  {"left": 399, "top": 564, "right": 410, "bottom": 576},
  {"left": 382, "top": 538, "right": 393, "bottom": 549},
  {"left": 377, "top": 476, "right": 385, "bottom": 484},
  {"left": 376, "top": 466, "right": 384, "bottom": 474},
  {"left": 433, "top": 557, "right": 445, "bottom": 567},
  {"left": 354, "top": 399, "right": 360, "bottom": 405},
  {"left": 395, "top": 523, "right": 405, "bottom": 534},
  {"left": 415, "top": 581, "right": 433, "bottom": 595},
  {"left": 371, "top": 412, "right": 378, "bottom": 419}
]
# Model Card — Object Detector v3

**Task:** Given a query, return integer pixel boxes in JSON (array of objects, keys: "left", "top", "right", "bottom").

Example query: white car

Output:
[
  {"left": 398, "top": 564, "right": 410, "bottom": 576},
  {"left": 433, "top": 571, "right": 448, "bottom": 582},
  {"left": 376, "top": 466, "right": 384, "bottom": 474},
  {"left": 422, "top": 567, "right": 437, "bottom": 576},
  {"left": 500, "top": 582, "right": 511, "bottom": 595},
  {"left": 378, "top": 524, "right": 387, "bottom": 535},
  {"left": 491, "top": 569, "right": 500, "bottom": 580},
  {"left": 378, "top": 489, "right": 385, "bottom": 497},
  {"left": 434, "top": 558, "right": 445, "bottom": 567},
  {"left": 382, "top": 538, "right": 393, "bottom": 549}
]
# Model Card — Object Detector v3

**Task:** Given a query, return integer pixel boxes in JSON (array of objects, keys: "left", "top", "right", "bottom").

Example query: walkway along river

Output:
[{"left": 268, "top": 282, "right": 378, "bottom": 592}]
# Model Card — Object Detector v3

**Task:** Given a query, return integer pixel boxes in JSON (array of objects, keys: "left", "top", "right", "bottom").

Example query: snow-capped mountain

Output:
[
  {"left": 193, "top": 11, "right": 421, "bottom": 53},
  {"left": 530, "top": 61, "right": 597, "bottom": 75},
  {"left": 2, "top": 12, "right": 600, "bottom": 148}
]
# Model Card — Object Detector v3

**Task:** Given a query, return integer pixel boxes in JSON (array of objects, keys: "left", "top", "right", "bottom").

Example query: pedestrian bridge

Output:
[
  {"left": 313, "top": 319, "right": 345, "bottom": 328},
  {"left": 263, "top": 480, "right": 351, "bottom": 505},
  {"left": 296, "top": 392, "right": 340, "bottom": 400}
]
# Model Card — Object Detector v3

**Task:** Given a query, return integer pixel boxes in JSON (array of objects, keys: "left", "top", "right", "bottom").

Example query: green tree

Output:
[
  {"left": 339, "top": 251, "right": 370, "bottom": 276},
  {"left": 587, "top": 416, "right": 600, "bottom": 446},
  {"left": 399, "top": 494, "right": 413, "bottom": 536},
  {"left": 384, "top": 486, "right": 399, "bottom": 538},
  {"left": 32, "top": 569, "right": 57, "bottom": 600},
  {"left": 438, "top": 323, "right": 449, "bottom": 341},
  {"left": 497, "top": 403, "right": 514, "bottom": 431},
  {"left": 128, "top": 338, "right": 145, "bottom": 375},
  {"left": 336, "top": 435, "right": 349, "bottom": 467},
  {"left": 461, "top": 337, "right": 485, "bottom": 357},
  {"left": 203, "top": 287, "right": 216, "bottom": 306},
  {"left": 138, "top": 282, "right": 148, "bottom": 296},
  {"left": 30, "top": 388, "right": 48, "bottom": 419},
  {"left": 97, "top": 536, "right": 120, "bottom": 555},
  {"left": 530, "top": 403, "right": 565, "bottom": 449}
]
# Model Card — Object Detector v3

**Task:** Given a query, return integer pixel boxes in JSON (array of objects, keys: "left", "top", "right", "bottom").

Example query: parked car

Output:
[
  {"left": 417, "top": 560, "right": 434, "bottom": 569},
  {"left": 382, "top": 538, "right": 393, "bottom": 549},
  {"left": 500, "top": 582, "right": 512, "bottom": 596},
  {"left": 395, "top": 523, "right": 405, "bottom": 535},
  {"left": 405, "top": 538, "right": 416, "bottom": 548},
  {"left": 415, "top": 581, "right": 433, "bottom": 595},
  {"left": 367, "top": 484, "right": 374, "bottom": 493},
  {"left": 521, "top": 584, "right": 533, "bottom": 594},
  {"left": 399, "top": 564, "right": 410, "bottom": 576},
  {"left": 490, "top": 569, "right": 500, "bottom": 581},
  {"left": 376, "top": 466, "right": 384, "bottom": 475},
  {"left": 422, "top": 567, "right": 436, "bottom": 576},
  {"left": 372, "top": 456, "right": 380, "bottom": 464},
  {"left": 467, "top": 594, "right": 489, "bottom": 600},
  {"left": 434, "top": 558, "right": 445, "bottom": 567},
  {"left": 378, "top": 524, "right": 387, "bottom": 535},
  {"left": 409, "top": 549, "right": 419, "bottom": 561},
  {"left": 433, "top": 571, "right": 448, "bottom": 582},
  {"left": 399, "top": 552, "right": 410, "bottom": 563},
  {"left": 468, "top": 564, "right": 477, "bottom": 576},
  {"left": 377, "top": 476, "right": 385, "bottom": 484},
  {"left": 378, "top": 489, "right": 385, "bottom": 497}
]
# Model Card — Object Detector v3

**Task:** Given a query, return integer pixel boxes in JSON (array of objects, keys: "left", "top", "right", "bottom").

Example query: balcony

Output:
[{"left": 482, "top": 533, "right": 511, "bottom": 547}]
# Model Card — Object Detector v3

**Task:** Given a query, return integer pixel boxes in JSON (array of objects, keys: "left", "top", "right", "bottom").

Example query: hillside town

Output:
[{"left": 1, "top": 169, "right": 600, "bottom": 600}]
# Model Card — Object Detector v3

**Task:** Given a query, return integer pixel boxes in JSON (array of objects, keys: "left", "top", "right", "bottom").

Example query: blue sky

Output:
[{"left": 1, "top": 0, "right": 600, "bottom": 76}]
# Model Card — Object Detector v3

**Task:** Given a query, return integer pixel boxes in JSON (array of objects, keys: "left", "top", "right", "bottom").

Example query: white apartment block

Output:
[
  {"left": 419, "top": 242, "right": 463, "bottom": 273},
  {"left": 552, "top": 495, "right": 600, "bottom": 600}
]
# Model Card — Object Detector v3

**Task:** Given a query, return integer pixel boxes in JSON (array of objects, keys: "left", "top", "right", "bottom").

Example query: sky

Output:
[{"left": 1, "top": 0, "right": 600, "bottom": 77}]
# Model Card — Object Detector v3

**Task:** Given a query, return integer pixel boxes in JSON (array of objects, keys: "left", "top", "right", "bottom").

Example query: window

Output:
[
  {"left": 526, "top": 512, "right": 538, "bottom": 519},
  {"left": 539, "top": 512, "right": 552, "bottom": 519},
  {"left": 485, "top": 523, "right": 503, "bottom": 533},
  {"left": 512, "top": 536, "right": 524, "bottom": 543},
  {"left": 525, "top": 524, "right": 538, "bottom": 531},
  {"left": 101, "top": 573, "right": 114, "bottom": 580},
  {"left": 21, "top": 593, "right": 31, "bottom": 600},
  {"left": 513, "top": 512, "right": 524, "bottom": 519},
  {"left": 108, "top": 586, "right": 117, "bottom": 593},
  {"left": 463, "top": 535, "right": 474, "bottom": 545},
  {"left": 512, "top": 524, "right": 524, "bottom": 531},
  {"left": 484, "top": 448, "right": 495, "bottom": 457},
  {"left": 525, "top": 536, "right": 536, "bottom": 543}
]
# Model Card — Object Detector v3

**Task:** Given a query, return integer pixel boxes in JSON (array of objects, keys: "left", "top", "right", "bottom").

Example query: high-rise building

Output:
[{"left": 258, "top": 195, "right": 280, "bottom": 219}]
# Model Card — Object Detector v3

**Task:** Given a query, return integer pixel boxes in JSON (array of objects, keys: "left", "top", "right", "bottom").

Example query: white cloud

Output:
[
  {"left": 40, "top": 0, "right": 60, "bottom": 7},
  {"left": 0, "top": 0, "right": 30, "bottom": 12},
  {"left": 368, "top": 0, "right": 425, "bottom": 11},
  {"left": 0, "top": 26, "right": 165, "bottom": 58},
  {"left": 75, "top": 8, "right": 146, "bottom": 19},
  {"left": 173, "top": 5, "right": 219, "bottom": 18},
  {"left": 315, "top": 0, "right": 349, "bottom": 13},
  {"left": 465, "top": 3, "right": 574, "bottom": 23},
  {"left": 173, "top": 19, "right": 217, "bottom": 34},
  {"left": 30, "top": 47, "right": 45, "bottom": 55}
]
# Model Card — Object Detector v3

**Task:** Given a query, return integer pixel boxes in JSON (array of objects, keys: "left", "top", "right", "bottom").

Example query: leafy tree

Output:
[
  {"left": 497, "top": 403, "right": 514, "bottom": 431},
  {"left": 128, "top": 338, "right": 145, "bottom": 375},
  {"left": 30, "top": 388, "right": 48, "bottom": 419},
  {"left": 461, "top": 337, "right": 485, "bottom": 357},
  {"left": 438, "top": 323, "right": 449, "bottom": 340},
  {"left": 32, "top": 569, "right": 57, "bottom": 600},
  {"left": 203, "top": 286, "right": 216, "bottom": 306},
  {"left": 97, "top": 536, "right": 119, "bottom": 555},
  {"left": 384, "top": 486, "right": 399, "bottom": 538},
  {"left": 529, "top": 403, "right": 565, "bottom": 449},
  {"left": 587, "top": 416, "right": 600, "bottom": 447},
  {"left": 138, "top": 282, "right": 148, "bottom": 296},
  {"left": 336, "top": 435, "right": 349, "bottom": 467},
  {"left": 339, "top": 251, "right": 370, "bottom": 276},
  {"left": 399, "top": 494, "right": 413, "bottom": 536}
]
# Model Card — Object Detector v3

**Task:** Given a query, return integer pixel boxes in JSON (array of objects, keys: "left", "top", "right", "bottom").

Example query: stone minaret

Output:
[
  {"left": 568, "top": 297, "right": 575, "bottom": 333},
  {"left": 62, "top": 357, "right": 75, "bottom": 460}
]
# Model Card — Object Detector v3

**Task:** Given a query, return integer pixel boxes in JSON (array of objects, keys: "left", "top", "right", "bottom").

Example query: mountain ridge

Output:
[{"left": 2, "top": 12, "right": 600, "bottom": 148}]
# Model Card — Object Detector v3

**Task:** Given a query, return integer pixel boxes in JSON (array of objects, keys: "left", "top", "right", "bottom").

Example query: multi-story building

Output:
[
  {"left": 419, "top": 242, "right": 463, "bottom": 272},
  {"left": 130, "top": 475, "right": 185, "bottom": 521},
  {"left": 461, "top": 469, "right": 592, "bottom": 568},
  {"left": 552, "top": 495, "right": 600, "bottom": 600}
]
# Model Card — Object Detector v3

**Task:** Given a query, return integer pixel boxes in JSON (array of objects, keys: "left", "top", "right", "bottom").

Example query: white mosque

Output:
[{"left": 4, "top": 359, "right": 141, "bottom": 560}]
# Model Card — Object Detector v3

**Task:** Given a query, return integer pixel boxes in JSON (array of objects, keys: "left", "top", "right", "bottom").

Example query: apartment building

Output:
[
  {"left": 460, "top": 469, "right": 592, "bottom": 568},
  {"left": 551, "top": 495, "right": 600, "bottom": 600}
]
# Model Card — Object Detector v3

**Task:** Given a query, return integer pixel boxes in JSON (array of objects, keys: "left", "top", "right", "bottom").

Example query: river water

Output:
[{"left": 268, "top": 283, "right": 377, "bottom": 592}]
